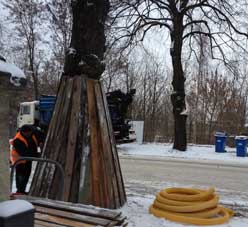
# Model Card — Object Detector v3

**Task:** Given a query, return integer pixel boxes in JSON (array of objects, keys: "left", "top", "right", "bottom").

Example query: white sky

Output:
[{"left": 1, "top": 0, "right": 248, "bottom": 83}]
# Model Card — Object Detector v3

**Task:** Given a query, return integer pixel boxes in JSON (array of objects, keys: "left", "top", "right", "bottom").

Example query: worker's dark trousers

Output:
[{"left": 15, "top": 162, "right": 32, "bottom": 193}]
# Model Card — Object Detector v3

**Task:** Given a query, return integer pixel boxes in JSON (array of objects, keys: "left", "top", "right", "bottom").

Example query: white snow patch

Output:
[
  {"left": 79, "top": 60, "right": 86, "bottom": 66},
  {"left": 118, "top": 143, "right": 248, "bottom": 165},
  {"left": 87, "top": 1, "right": 94, "bottom": 7},
  {"left": 119, "top": 195, "right": 248, "bottom": 227},
  {"left": 235, "top": 136, "right": 248, "bottom": 140},
  {"left": 170, "top": 40, "right": 175, "bottom": 50},
  {"left": 0, "top": 60, "right": 26, "bottom": 86},
  {"left": 0, "top": 200, "right": 34, "bottom": 218},
  {"left": 68, "top": 47, "right": 76, "bottom": 55}
]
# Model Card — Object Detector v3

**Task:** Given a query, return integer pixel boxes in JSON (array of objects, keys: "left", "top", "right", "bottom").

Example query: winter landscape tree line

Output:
[{"left": 1, "top": 0, "right": 248, "bottom": 148}]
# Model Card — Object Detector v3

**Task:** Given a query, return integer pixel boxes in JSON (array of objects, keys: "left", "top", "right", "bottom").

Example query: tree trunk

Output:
[
  {"left": 64, "top": 0, "right": 109, "bottom": 76},
  {"left": 30, "top": 0, "right": 126, "bottom": 209},
  {"left": 32, "top": 71, "right": 39, "bottom": 99},
  {"left": 170, "top": 14, "right": 187, "bottom": 151}
]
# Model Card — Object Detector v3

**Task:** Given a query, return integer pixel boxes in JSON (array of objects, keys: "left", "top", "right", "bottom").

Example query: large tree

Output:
[
  {"left": 30, "top": 0, "right": 126, "bottom": 209},
  {"left": 111, "top": 0, "right": 248, "bottom": 150}
]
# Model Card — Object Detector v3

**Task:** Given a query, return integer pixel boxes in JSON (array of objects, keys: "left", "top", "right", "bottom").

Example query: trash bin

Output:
[
  {"left": 235, "top": 136, "right": 248, "bottom": 157},
  {"left": 215, "top": 132, "right": 227, "bottom": 153},
  {"left": 0, "top": 200, "right": 35, "bottom": 227}
]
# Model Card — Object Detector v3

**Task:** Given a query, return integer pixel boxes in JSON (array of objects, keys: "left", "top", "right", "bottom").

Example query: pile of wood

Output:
[
  {"left": 30, "top": 76, "right": 126, "bottom": 209},
  {"left": 14, "top": 196, "right": 127, "bottom": 227}
]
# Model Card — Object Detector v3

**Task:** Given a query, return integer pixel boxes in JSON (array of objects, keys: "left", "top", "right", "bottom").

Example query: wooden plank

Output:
[
  {"left": 31, "top": 76, "right": 74, "bottom": 199},
  {"left": 30, "top": 77, "right": 67, "bottom": 196},
  {"left": 105, "top": 220, "right": 120, "bottom": 227},
  {"left": 95, "top": 138, "right": 108, "bottom": 208},
  {"left": 35, "top": 213, "right": 95, "bottom": 227},
  {"left": 99, "top": 82, "right": 126, "bottom": 206},
  {"left": 78, "top": 78, "right": 92, "bottom": 204},
  {"left": 35, "top": 220, "right": 68, "bottom": 227},
  {"left": 92, "top": 80, "right": 107, "bottom": 208},
  {"left": 66, "top": 76, "right": 86, "bottom": 202},
  {"left": 35, "top": 206, "right": 110, "bottom": 226},
  {"left": 93, "top": 82, "right": 111, "bottom": 208},
  {"left": 87, "top": 79, "right": 102, "bottom": 207},
  {"left": 97, "top": 141, "right": 110, "bottom": 209},
  {"left": 42, "top": 78, "right": 69, "bottom": 198},
  {"left": 20, "top": 197, "right": 122, "bottom": 220},
  {"left": 64, "top": 76, "right": 82, "bottom": 201},
  {"left": 35, "top": 224, "right": 45, "bottom": 227},
  {"left": 48, "top": 77, "right": 74, "bottom": 199},
  {"left": 94, "top": 83, "right": 118, "bottom": 209}
]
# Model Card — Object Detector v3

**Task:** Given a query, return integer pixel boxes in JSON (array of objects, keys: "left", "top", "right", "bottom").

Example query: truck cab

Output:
[
  {"left": 17, "top": 101, "right": 40, "bottom": 129},
  {"left": 17, "top": 95, "right": 56, "bottom": 130}
]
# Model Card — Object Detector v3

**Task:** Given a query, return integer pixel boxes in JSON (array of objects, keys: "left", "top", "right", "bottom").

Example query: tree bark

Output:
[
  {"left": 64, "top": 0, "right": 109, "bottom": 77},
  {"left": 170, "top": 13, "right": 187, "bottom": 151}
]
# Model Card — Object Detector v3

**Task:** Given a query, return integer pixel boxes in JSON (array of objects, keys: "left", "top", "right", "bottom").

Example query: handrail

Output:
[{"left": 10, "top": 157, "right": 64, "bottom": 200}]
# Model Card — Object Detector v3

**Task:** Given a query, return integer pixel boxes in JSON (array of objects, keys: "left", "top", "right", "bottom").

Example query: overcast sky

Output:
[{"left": 1, "top": 0, "right": 247, "bottom": 80}]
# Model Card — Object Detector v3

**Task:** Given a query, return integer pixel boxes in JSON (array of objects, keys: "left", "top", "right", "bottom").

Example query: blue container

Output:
[
  {"left": 215, "top": 132, "right": 227, "bottom": 153},
  {"left": 235, "top": 136, "right": 248, "bottom": 157},
  {"left": 39, "top": 95, "right": 56, "bottom": 126}
]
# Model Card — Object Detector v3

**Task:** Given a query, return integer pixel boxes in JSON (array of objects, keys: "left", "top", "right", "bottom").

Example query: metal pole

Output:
[{"left": 10, "top": 157, "right": 64, "bottom": 200}]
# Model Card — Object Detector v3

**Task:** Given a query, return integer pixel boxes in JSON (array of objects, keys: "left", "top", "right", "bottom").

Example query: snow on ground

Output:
[
  {"left": 120, "top": 179, "right": 248, "bottom": 227},
  {"left": 11, "top": 143, "right": 248, "bottom": 226},
  {"left": 117, "top": 142, "right": 248, "bottom": 226},
  {"left": 120, "top": 194, "right": 248, "bottom": 227},
  {"left": 118, "top": 143, "right": 248, "bottom": 165}
]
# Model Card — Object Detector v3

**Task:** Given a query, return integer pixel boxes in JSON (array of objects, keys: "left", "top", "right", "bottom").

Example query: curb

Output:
[{"left": 119, "top": 154, "right": 248, "bottom": 169}]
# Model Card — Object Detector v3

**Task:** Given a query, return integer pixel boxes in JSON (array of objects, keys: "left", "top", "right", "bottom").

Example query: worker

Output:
[
  {"left": 10, "top": 125, "right": 40, "bottom": 194},
  {"left": 31, "top": 126, "right": 45, "bottom": 150}
]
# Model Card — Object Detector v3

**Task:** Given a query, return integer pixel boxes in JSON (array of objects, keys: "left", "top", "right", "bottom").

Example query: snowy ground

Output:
[
  {"left": 118, "top": 143, "right": 248, "bottom": 165},
  {"left": 120, "top": 189, "right": 248, "bottom": 227},
  {"left": 119, "top": 176, "right": 248, "bottom": 227},
  {"left": 117, "top": 143, "right": 248, "bottom": 227},
  {"left": 11, "top": 143, "right": 248, "bottom": 226}
]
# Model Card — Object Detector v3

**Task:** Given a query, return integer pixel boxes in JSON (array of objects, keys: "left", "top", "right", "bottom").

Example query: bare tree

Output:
[
  {"left": 102, "top": 49, "right": 130, "bottom": 92},
  {"left": 3, "top": 0, "right": 45, "bottom": 99},
  {"left": 0, "top": 21, "right": 4, "bottom": 52},
  {"left": 111, "top": 0, "right": 248, "bottom": 151},
  {"left": 46, "top": 0, "right": 72, "bottom": 73},
  {"left": 187, "top": 66, "right": 248, "bottom": 144}
]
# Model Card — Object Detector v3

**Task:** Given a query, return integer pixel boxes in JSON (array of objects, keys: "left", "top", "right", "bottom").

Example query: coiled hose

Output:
[{"left": 149, "top": 187, "right": 234, "bottom": 225}]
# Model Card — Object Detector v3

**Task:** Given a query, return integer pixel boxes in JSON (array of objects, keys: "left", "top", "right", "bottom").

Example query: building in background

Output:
[{"left": 0, "top": 55, "right": 26, "bottom": 200}]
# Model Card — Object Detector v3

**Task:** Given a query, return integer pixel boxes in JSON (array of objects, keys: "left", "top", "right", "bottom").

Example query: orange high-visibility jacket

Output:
[{"left": 10, "top": 132, "right": 38, "bottom": 165}]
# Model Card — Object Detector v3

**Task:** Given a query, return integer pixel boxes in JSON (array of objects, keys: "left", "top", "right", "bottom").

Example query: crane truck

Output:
[{"left": 17, "top": 90, "right": 136, "bottom": 143}]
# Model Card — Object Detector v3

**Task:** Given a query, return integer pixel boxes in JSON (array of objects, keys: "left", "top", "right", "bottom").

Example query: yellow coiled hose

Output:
[{"left": 149, "top": 188, "right": 234, "bottom": 225}]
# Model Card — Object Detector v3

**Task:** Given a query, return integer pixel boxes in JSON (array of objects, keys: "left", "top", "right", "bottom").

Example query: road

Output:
[{"left": 119, "top": 155, "right": 248, "bottom": 205}]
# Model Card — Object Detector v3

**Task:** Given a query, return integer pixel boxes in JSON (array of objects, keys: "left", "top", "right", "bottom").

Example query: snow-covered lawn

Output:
[{"left": 118, "top": 143, "right": 248, "bottom": 165}]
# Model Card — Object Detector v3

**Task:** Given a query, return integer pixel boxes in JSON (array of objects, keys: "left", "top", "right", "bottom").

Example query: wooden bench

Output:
[{"left": 13, "top": 196, "right": 127, "bottom": 227}]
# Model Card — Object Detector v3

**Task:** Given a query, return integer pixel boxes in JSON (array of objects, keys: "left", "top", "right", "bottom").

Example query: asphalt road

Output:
[{"left": 119, "top": 156, "right": 248, "bottom": 202}]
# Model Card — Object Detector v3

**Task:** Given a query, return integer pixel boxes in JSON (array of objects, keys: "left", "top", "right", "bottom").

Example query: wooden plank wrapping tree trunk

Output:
[
  {"left": 30, "top": 77, "right": 126, "bottom": 208},
  {"left": 30, "top": 0, "right": 126, "bottom": 208}
]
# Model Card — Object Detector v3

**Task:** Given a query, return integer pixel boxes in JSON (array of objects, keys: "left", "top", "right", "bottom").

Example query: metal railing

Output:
[{"left": 10, "top": 157, "right": 64, "bottom": 200}]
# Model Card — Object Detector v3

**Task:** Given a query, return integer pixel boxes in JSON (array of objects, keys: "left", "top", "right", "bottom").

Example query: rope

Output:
[{"left": 149, "top": 187, "right": 234, "bottom": 225}]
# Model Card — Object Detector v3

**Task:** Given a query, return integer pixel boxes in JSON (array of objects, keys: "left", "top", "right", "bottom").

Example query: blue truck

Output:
[
  {"left": 17, "top": 95, "right": 56, "bottom": 131},
  {"left": 17, "top": 91, "right": 136, "bottom": 143}
]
